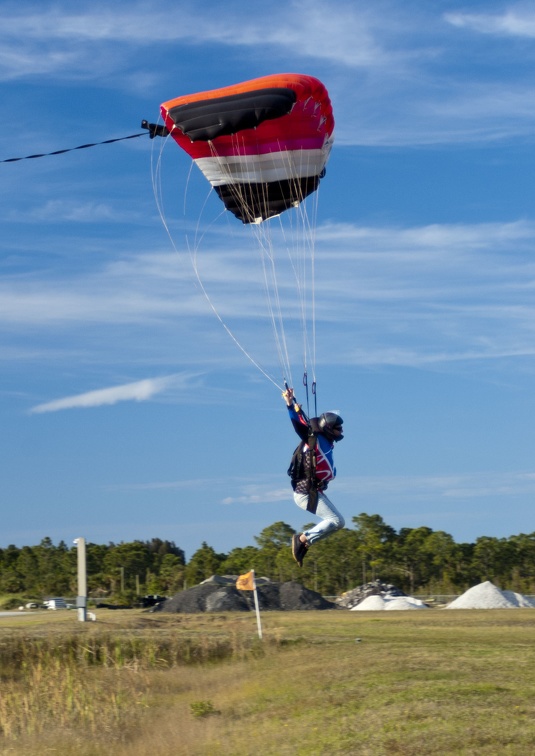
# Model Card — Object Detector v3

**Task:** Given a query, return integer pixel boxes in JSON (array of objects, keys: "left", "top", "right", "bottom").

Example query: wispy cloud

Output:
[
  {"left": 212, "top": 470, "right": 535, "bottom": 507},
  {"left": 28, "top": 372, "right": 192, "bottom": 413},
  {"left": 221, "top": 486, "right": 289, "bottom": 505},
  {"left": 23, "top": 200, "right": 125, "bottom": 223},
  {"left": 3, "top": 2, "right": 535, "bottom": 146},
  {"left": 103, "top": 474, "right": 292, "bottom": 507},
  {"left": 445, "top": 8, "right": 535, "bottom": 38},
  {"left": 338, "top": 471, "right": 535, "bottom": 501},
  {"left": 4, "top": 218, "right": 535, "bottom": 373},
  {"left": 0, "top": 1, "right": 406, "bottom": 71}
]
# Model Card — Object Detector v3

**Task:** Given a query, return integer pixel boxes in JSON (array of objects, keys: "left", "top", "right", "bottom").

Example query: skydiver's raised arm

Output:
[
  {"left": 282, "top": 386, "right": 295, "bottom": 407},
  {"left": 282, "top": 387, "right": 309, "bottom": 441}
]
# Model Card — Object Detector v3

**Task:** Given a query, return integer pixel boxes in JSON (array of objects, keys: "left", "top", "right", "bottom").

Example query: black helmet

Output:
[{"left": 318, "top": 412, "right": 344, "bottom": 441}]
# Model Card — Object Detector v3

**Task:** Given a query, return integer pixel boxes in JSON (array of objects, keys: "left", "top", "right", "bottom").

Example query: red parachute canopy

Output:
[{"left": 160, "top": 73, "right": 334, "bottom": 224}]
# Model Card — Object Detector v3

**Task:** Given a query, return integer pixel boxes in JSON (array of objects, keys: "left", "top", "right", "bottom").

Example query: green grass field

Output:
[{"left": 1, "top": 607, "right": 535, "bottom": 755}]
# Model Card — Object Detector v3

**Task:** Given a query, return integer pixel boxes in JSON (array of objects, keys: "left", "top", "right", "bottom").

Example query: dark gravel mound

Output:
[
  {"left": 155, "top": 583, "right": 224, "bottom": 614},
  {"left": 280, "top": 581, "right": 337, "bottom": 610},
  {"left": 204, "top": 587, "right": 250, "bottom": 612},
  {"left": 155, "top": 580, "right": 338, "bottom": 613}
]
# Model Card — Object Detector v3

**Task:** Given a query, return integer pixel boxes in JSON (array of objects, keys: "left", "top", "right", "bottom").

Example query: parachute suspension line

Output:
[
  {"left": 306, "top": 173, "right": 321, "bottom": 412},
  {"left": 149, "top": 123, "right": 217, "bottom": 272},
  {"left": 149, "top": 130, "right": 281, "bottom": 390},
  {"left": 186, "top": 174, "right": 282, "bottom": 391},
  {"left": 183, "top": 159, "right": 196, "bottom": 219},
  {"left": 240, "top": 165, "right": 292, "bottom": 384},
  {"left": 150, "top": 127, "right": 174, "bottom": 233},
  {"left": 148, "top": 118, "right": 221, "bottom": 264},
  {"left": 188, "top": 220, "right": 283, "bottom": 391},
  {"left": 150, "top": 126, "right": 188, "bottom": 265},
  {"left": 297, "top": 200, "right": 318, "bottom": 415},
  {"left": 291, "top": 148, "right": 321, "bottom": 409},
  {"left": 205, "top": 138, "right": 295, "bottom": 386},
  {"left": 188, "top": 208, "right": 282, "bottom": 390},
  {"left": 236, "top": 140, "right": 319, "bottom": 402},
  {"left": 253, "top": 162, "right": 292, "bottom": 379},
  {"left": 275, "top": 203, "right": 310, "bottom": 394},
  {"left": 254, "top": 213, "right": 293, "bottom": 385},
  {"left": 294, "top": 170, "right": 314, "bottom": 382},
  {"left": 254, "top": 144, "right": 315, "bottom": 390},
  {"left": 279, "top": 147, "right": 320, "bottom": 405},
  {"left": 263, "top": 149, "right": 305, "bottom": 384}
]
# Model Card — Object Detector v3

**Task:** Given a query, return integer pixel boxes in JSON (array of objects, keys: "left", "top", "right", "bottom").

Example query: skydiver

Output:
[{"left": 282, "top": 387, "right": 345, "bottom": 567}]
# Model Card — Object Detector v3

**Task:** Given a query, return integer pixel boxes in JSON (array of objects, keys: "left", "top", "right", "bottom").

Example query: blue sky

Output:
[{"left": 2, "top": 0, "right": 535, "bottom": 558}]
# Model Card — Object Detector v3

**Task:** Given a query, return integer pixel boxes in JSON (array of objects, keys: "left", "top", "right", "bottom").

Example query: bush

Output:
[{"left": 0, "top": 595, "right": 33, "bottom": 611}]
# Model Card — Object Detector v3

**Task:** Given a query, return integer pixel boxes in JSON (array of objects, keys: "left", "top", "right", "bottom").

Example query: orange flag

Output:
[{"left": 236, "top": 570, "right": 255, "bottom": 591}]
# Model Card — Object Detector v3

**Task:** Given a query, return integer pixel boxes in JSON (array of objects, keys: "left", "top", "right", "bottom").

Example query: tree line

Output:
[{"left": 1, "top": 514, "right": 535, "bottom": 600}]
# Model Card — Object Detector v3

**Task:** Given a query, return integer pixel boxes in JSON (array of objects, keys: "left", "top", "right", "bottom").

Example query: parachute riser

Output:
[{"left": 302, "top": 372, "right": 317, "bottom": 420}]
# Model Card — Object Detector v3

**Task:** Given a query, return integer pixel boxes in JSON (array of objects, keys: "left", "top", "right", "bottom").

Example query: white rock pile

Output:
[
  {"left": 337, "top": 580, "right": 406, "bottom": 610},
  {"left": 351, "top": 594, "right": 428, "bottom": 611},
  {"left": 446, "top": 580, "right": 535, "bottom": 609}
]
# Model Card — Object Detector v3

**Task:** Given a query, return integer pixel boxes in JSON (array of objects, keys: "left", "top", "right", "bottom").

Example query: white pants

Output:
[{"left": 293, "top": 491, "right": 345, "bottom": 544}]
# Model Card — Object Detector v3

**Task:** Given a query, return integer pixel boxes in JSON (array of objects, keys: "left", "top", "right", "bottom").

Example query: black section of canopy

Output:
[
  {"left": 215, "top": 176, "right": 320, "bottom": 223},
  {"left": 168, "top": 87, "right": 297, "bottom": 142}
]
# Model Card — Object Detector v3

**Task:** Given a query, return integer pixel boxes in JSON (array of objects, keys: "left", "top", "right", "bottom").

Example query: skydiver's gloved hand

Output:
[{"left": 282, "top": 387, "right": 295, "bottom": 406}]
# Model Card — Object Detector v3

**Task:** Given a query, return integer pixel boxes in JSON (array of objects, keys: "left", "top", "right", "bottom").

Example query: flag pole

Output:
[
  {"left": 236, "top": 569, "right": 262, "bottom": 640},
  {"left": 251, "top": 570, "right": 263, "bottom": 640}
]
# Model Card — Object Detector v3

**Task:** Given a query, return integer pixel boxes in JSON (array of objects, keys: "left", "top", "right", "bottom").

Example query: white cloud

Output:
[
  {"left": 4, "top": 218, "right": 535, "bottom": 373},
  {"left": 26, "top": 200, "right": 120, "bottom": 223},
  {"left": 315, "top": 219, "right": 535, "bottom": 249},
  {"left": 2, "top": 2, "right": 535, "bottom": 147},
  {"left": 0, "top": 250, "right": 205, "bottom": 327},
  {"left": 167, "top": 469, "right": 535, "bottom": 507},
  {"left": 28, "top": 373, "right": 188, "bottom": 413},
  {"left": 0, "top": 1, "right": 402, "bottom": 70},
  {"left": 445, "top": 9, "right": 535, "bottom": 38},
  {"left": 337, "top": 471, "right": 535, "bottom": 501},
  {"left": 221, "top": 486, "right": 289, "bottom": 505}
]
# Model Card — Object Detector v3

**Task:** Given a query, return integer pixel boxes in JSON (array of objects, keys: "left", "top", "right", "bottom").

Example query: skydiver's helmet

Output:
[{"left": 318, "top": 412, "right": 344, "bottom": 442}]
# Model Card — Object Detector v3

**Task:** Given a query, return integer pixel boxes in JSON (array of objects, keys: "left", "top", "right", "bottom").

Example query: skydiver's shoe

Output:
[{"left": 292, "top": 534, "right": 309, "bottom": 567}]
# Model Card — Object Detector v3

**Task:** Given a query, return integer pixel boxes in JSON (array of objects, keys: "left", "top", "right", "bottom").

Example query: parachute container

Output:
[{"left": 160, "top": 73, "right": 334, "bottom": 223}]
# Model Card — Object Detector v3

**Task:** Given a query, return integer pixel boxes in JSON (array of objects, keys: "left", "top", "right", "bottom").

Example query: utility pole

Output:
[{"left": 73, "top": 537, "right": 87, "bottom": 622}]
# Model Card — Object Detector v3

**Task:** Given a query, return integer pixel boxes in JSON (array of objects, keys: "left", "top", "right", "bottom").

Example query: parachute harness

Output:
[{"left": 286, "top": 391, "right": 320, "bottom": 515}]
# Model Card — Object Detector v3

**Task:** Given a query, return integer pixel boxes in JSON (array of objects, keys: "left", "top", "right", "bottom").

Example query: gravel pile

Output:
[
  {"left": 279, "top": 581, "right": 336, "bottom": 610},
  {"left": 200, "top": 575, "right": 272, "bottom": 586},
  {"left": 337, "top": 580, "right": 406, "bottom": 610},
  {"left": 446, "top": 581, "right": 535, "bottom": 609},
  {"left": 351, "top": 594, "right": 428, "bottom": 611},
  {"left": 156, "top": 580, "right": 337, "bottom": 613}
]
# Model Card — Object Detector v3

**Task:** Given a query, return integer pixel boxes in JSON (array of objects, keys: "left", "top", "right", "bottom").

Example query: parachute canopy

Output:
[{"left": 160, "top": 73, "right": 334, "bottom": 224}]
